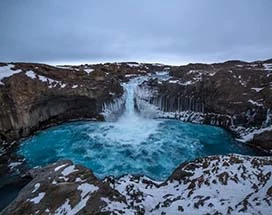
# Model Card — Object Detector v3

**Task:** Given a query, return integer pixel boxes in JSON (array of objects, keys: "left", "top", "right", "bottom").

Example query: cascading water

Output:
[
  {"left": 97, "top": 77, "right": 162, "bottom": 145},
  {"left": 18, "top": 76, "right": 255, "bottom": 180}
]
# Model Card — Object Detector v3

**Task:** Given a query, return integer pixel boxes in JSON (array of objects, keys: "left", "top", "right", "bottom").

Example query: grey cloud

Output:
[{"left": 0, "top": 0, "right": 271, "bottom": 64}]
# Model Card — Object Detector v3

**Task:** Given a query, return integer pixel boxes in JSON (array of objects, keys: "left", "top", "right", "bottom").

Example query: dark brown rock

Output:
[
  {"left": 1, "top": 160, "right": 128, "bottom": 215},
  {"left": 250, "top": 130, "right": 272, "bottom": 153},
  {"left": 0, "top": 63, "right": 123, "bottom": 144},
  {"left": 3, "top": 155, "right": 271, "bottom": 215},
  {"left": 135, "top": 59, "right": 272, "bottom": 153}
]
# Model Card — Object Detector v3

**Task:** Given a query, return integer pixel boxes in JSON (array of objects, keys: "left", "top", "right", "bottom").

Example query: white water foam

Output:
[{"left": 90, "top": 77, "right": 162, "bottom": 145}]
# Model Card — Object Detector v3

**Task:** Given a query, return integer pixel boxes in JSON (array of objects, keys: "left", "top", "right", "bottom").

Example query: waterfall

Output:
[
  {"left": 98, "top": 77, "right": 162, "bottom": 145},
  {"left": 120, "top": 80, "right": 139, "bottom": 118},
  {"left": 119, "top": 76, "right": 159, "bottom": 120},
  {"left": 102, "top": 76, "right": 152, "bottom": 121},
  {"left": 103, "top": 73, "right": 207, "bottom": 122}
]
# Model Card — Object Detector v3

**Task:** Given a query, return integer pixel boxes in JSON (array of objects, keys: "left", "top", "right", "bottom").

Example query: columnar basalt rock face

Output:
[
  {"left": 135, "top": 59, "right": 272, "bottom": 153},
  {"left": 0, "top": 63, "right": 123, "bottom": 144},
  {"left": 2, "top": 155, "right": 272, "bottom": 215},
  {"left": 1, "top": 60, "right": 271, "bottom": 152},
  {"left": 0, "top": 61, "right": 174, "bottom": 145}
]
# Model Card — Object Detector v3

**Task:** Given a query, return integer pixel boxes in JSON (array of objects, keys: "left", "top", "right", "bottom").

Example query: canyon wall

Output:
[
  {"left": 135, "top": 60, "right": 272, "bottom": 153},
  {"left": 0, "top": 63, "right": 123, "bottom": 144},
  {"left": 0, "top": 60, "right": 271, "bottom": 153}
]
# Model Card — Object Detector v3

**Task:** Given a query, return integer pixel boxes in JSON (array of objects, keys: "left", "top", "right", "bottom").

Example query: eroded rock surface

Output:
[
  {"left": 1, "top": 160, "right": 127, "bottom": 215},
  {"left": 2, "top": 155, "right": 272, "bottom": 215},
  {"left": 2, "top": 60, "right": 271, "bottom": 152},
  {"left": 0, "top": 63, "right": 123, "bottom": 144},
  {"left": 135, "top": 59, "right": 272, "bottom": 153}
]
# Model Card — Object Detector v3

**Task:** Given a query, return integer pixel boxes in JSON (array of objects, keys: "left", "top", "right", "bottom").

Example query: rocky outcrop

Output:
[
  {"left": 135, "top": 59, "right": 272, "bottom": 153},
  {"left": 250, "top": 130, "right": 272, "bottom": 153},
  {"left": 2, "top": 155, "right": 272, "bottom": 214},
  {"left": 1, "top": 160, "right": 126, "bottom": 215},
  {"left": 61, "top": 62, "right": 171, "bottom": 82},
  {"left": 0, "top": 61, "right": 173, "bottom": 144},
  {"left": 0, "top": 63, "right": 123, "bottom": 144}
]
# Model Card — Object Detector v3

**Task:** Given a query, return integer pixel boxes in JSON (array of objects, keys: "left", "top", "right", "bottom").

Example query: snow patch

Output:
[
  {"left": 101, "top": 197, "right": 136, "bottom": 215},
  {"left": 25, "top": 70, "right": 36, "bottom": 79},
  {"left": 8, "top": 161, "right": 22, "bottom": 169},
  {"left": 55, "top": 184, "right": 99, "bottom": 215},
  {"left": 125, "top": 74, "right": 138, "bottom": 78},
  {"left": 25, "top": 70, "right": 65, "bottom": 88},
  {"left": 85, "top": 68, "right": 94, "bottom": 74},
  {"left": 248, "top": 99, "right": 263, "bottom": 107},
  {"left": 155, "top": 71, "right": 168, "bottom": 76},
  {"left": 127, "top": 63, "right": 140, "bottom": 67},
  {"left": 32, "top": 183, "right": 40, "bottom": 193},
  {"left": 264, "top": 63, "right": 272, "bottom": 71},
  {"left": 0, "top": 64, "right": 22, "bottom": 85},
  {"left": 78, "top": 183, "right": 99, "bottom": 199},
  {"left": 169, "top": 80, "right": 179, "bottom": 84},
  {"left": 251, "top": 87, "right": 264, "bottom": 92},
  {"left": 75, "top": 177, "right": 86, "bottom": 183},
  {"left": 29, "top": 192, "right": 45, "bottom": 204},
  {"left": 236, "top": 126, "right": 272, "bottom": 142},
  {"left": 72, "top": 84, "right": 78, "bottom": 89},
  {"left": 54, "top": 164, "right": 68, "bottom": 172},
  {"left": 180, "top": 80, "right": 193, "bottom": 85},
  {"left": 55, "top": 199, "right": 72, "bottom": 215},
  {"left": 61, "top": 165, "right": 78, "bottom": 176}
]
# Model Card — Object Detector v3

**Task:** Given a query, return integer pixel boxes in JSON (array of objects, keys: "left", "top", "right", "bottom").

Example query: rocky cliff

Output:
[
  {"left": 2, "top": 154, "right": 271, "bottom": 215},
  {"left": 1, "top": 60, "right": 272, "bottom": 214},
  {"left": 0, "top": 63, "right": 124, "bottom": 144},
  {"left": 0, "top": 62, "right": 173, "bottom": 144},
  {"left": 135, "top": 60, "right": 272, "bottom": 153}
]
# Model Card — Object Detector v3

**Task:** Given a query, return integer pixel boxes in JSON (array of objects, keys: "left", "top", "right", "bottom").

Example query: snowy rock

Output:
[
  {"left": 136, "top": 59, "right": 272, "bottom": 153},
  {"left": 3, "top": 155, "right": 272, "bottom": 215},
  {"left": 0, "top": 62, "right": 123, "bottom": 145},
  {"left": 0, "top": 64, "right": 22, "bottom": 85}
]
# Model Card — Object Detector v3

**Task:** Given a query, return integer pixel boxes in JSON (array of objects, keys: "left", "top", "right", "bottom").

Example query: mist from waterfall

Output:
[{"left": 99, "top": 77, "right": 162, "bottom": 145}]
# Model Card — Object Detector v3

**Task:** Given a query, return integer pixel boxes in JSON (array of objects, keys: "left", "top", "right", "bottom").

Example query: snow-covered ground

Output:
[
  {"left": 103, "top": 154, "right": 272, "bottom": 215},
  {"left": 0, "top": 64, "right": 22, "bottom": 85},
  {"left": 7, "top": 155, "right": 271, "bottom": 215}
]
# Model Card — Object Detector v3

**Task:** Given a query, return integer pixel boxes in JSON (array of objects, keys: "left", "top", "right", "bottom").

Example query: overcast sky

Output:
[{"left": 0, "top": 0, "right": 271, "bottom": 65}]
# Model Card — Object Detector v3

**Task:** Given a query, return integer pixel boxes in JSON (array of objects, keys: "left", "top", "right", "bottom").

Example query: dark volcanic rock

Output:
[
  {"left": 250, "top": 130, "right": 272, "bottom": 153},
  {"left": 0, "top": 63, "right": 123, "bottom": 144},
  {"left": 0, "top": 61, "right": 173, "bottom": 146},
  {"left": 135, "top": 59, "right": 272, "bottom": 153},
  {"left": 2, "top": 155, "right": 272, "bottom": 214},
  {"left": 1, "top": 160, "right": 128, "bottom": 215}
]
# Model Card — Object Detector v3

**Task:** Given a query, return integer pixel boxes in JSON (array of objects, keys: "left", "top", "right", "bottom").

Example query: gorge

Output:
[
  {"left": 18, "top": 77, "right": 254, "bottom": 181},
  {"left": 0, "top": 60, "right": 271, "bottom": 214}
]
